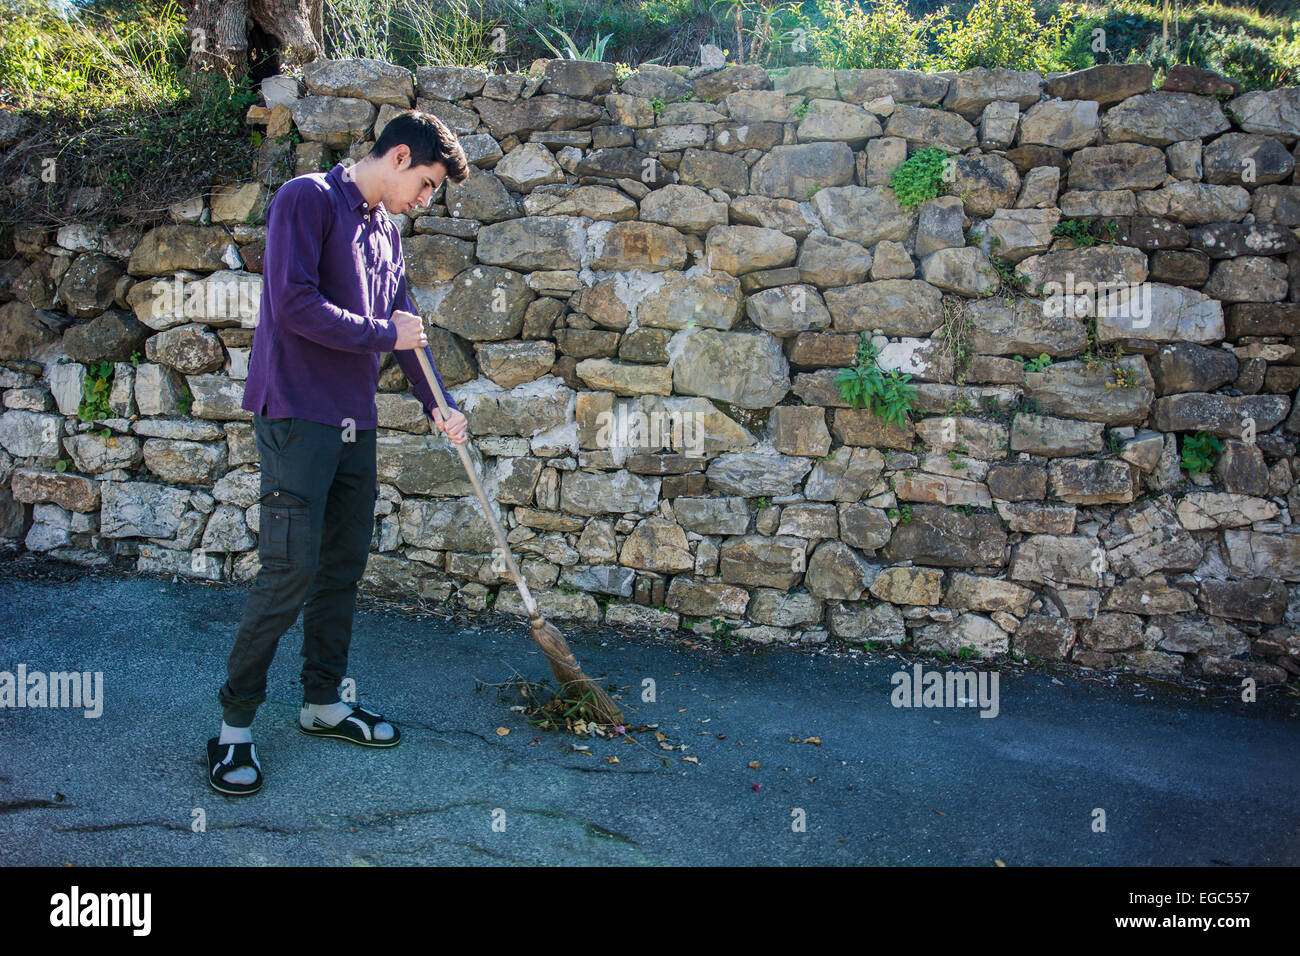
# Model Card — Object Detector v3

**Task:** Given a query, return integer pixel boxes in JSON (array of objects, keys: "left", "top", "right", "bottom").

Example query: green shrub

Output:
[
  {"left": 1078, "top": 7, "right": 1159, "bottom": 64},
  {"left": 1215, "top": 26, "right": 1299, "bottom": 91},
  {"left": 889, "top": 146, "right": 949, "bottom": 210},
  {"left": 1089, "top": 7, "right": 1300, "bottom": 93},
  {"left": 807, "top": 0, "right": 935, "bottom": 70},
  {"left": 929, "top": 0, "right": 1074, "bottom": 72},
  {"left": 1051, "top": 15, "right": 1107, "bottom": 71}
]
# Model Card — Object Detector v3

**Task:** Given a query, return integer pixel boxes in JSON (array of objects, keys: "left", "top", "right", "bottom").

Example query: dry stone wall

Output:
[{"left": 3, "top": 58, "right": 1300, "bottom": 684}]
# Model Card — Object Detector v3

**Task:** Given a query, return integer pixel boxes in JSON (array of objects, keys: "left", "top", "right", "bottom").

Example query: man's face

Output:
[{"left": 387, "top": 146, "right": 447, "bottom": 215}]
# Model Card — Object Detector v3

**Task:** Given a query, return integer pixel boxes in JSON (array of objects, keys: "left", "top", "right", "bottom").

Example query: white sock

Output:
[
  {"left": 301, "top": 701, "right": 393, "bottom": 741},
  {"left": 216, "top": 722, "right": 258, "bottom": 785}
]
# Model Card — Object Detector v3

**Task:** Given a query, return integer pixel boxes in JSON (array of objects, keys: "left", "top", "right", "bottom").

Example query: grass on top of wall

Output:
[
  {"left": 0, "top": 0, "right": 262, "bottom": 233},
  {"left": 3, "top": 0, "right": 1300, "bottom": 233}
]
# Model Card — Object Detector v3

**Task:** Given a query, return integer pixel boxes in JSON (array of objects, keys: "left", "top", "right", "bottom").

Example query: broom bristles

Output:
[{"left": 529, "top": 614, "right": 623, "bottom": 724}]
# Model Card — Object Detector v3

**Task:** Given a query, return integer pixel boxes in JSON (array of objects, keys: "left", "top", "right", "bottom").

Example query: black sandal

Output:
[
  {"left": 298, "top": 703, "right": 400, "bottom": 748},
  {"left": 206, "top": 737, "right": 263, "bottom": 796}
]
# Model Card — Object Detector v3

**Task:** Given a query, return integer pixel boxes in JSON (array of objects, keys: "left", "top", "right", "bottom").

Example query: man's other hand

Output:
[
  {"left": 391, "top": 309, "right": 428, "bottom": 350},
  {"left": 431, "top": 407, "right": 468, "bottom": 445}
]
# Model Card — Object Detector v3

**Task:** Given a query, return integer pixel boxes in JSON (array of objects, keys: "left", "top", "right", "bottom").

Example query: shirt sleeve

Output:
[
  {"left": 264, "top": 178, "right": 399, "bottom": 354},
  {"left": 390, "top": 271, "right": 460, "bottom": 417}
]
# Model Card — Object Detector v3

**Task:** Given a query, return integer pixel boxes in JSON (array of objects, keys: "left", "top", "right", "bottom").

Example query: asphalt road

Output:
[{"left": 1, "top": 554, "right": 1297, "bottom": 866}]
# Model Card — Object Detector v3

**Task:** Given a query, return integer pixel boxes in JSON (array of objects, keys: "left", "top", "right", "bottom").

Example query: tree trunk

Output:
[
  {"left": 180, "top": 0, "right": 323, "bottom": 81},
  {"left": 250, "top": 0, "right": 325, "bottom": 66},
  {"left": 183, "top": 0, "right": 250, "bottom": 80}
]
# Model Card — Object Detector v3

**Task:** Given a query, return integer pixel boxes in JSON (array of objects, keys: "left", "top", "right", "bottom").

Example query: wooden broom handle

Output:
[{"left": 409, "top": 347, "right": 538, "bottom": 617}]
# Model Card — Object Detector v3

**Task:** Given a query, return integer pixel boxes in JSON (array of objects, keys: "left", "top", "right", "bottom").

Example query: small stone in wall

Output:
[
  {"left": 1101, "top": 91, "right": 1229, "bottom": 146},
  {"left": 1203, "top": 256, "right": 1289, "bottom": 303},
  {"left": 1148, "top": 249, "right": 1210, "bottom": 286},
  {"left": 1024, "top": 357, "right": 1154, "bottom": 426},
  {"left": 1137, "top": 182, "right": 1250, "bottom": 225},
  {"left": 1214, "top": 440, "right": 1269, "bottom": 496},
  {"left": 824, "top": 278, "right": 943, "bottom": 336}
]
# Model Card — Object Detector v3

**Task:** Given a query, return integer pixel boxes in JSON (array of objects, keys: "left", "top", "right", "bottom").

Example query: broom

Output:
[{"left": 409, "top": 347, "right": 624, "bottom": 725}]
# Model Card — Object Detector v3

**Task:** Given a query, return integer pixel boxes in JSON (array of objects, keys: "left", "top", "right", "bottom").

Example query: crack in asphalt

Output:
[
  {"left": 0, "top": 800, "right": 69, "bottom": 814},
  {"left": 331, "top": 800, "right": 641, "bottom": 846},
  {"left": 352, "top": 839, "right": 524, "bottom": 863},
  {"left": 40, "top": 801, "right": 644, "bottom": 852},
  {"left": 55, "top": 821, "right": 317, "bottom": 835}
]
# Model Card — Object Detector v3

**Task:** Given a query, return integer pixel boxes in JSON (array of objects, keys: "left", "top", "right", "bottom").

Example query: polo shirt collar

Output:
[{"left": 328, "top": 163, "right": 382, "bottom": 216}]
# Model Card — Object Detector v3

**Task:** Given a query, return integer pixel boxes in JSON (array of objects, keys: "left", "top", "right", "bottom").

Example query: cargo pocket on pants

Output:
[{"left": 260, "top": 489, "right": 311, "bottom": 566}]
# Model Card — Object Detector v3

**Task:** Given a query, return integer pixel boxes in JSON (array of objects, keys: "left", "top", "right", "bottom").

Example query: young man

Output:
[{"left": 207, "top": 110, "right": 471, "bottom": 796}]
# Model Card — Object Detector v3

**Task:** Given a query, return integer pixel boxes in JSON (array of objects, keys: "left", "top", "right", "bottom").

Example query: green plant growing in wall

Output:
[
  {"left": 975, "top": 233, "right": 1026, "bottom": 294},
  {"left": 76, "top": 360, "right": 115, "bottom": 422},
  {"left": 711, "top": 617, "right": 737, "bottom": 645},
  {"left": 888, "top": 146, "right": 949, "bottom": 210},
  {"left": 948, "top": 398, "right": 975, "bottom": 415},
  {"left": 835, "top": 333, "right": 917, "bottom": 429},
  {"left": 1105, "top": 351, "right": 1139, "bottom": 390},
  {"left": 984, "top": 252, "right": 1020, "bottom": 293},
  {"left": 1013, "top": 353, "right": 1052, "bottom": 372},
  {"left": 1081, "top": 315, "right": 1138, "bottom": 390},
  {"left": 1181, "top": 431, "right": 1223, "bottom": 475},
  {"left": 1052, "top": 218, "right": 1118, "bottom": 247}
]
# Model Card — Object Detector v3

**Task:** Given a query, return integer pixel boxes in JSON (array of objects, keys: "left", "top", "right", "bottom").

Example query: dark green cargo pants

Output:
[{"left": 218, "top": 413, "right": 377, "bottom": 727}]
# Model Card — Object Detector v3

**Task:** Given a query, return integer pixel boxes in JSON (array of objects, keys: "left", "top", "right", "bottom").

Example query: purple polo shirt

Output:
[{"left": 242, "top": 163, "right": 459, "bottom": 430}]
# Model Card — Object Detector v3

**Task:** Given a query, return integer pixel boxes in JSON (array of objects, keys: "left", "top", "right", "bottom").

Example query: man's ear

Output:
[{"left": 391, "top": 144, "right": 410, "bottom": 171}]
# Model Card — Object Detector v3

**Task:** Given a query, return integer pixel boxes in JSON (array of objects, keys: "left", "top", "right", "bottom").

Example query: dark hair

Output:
[{"left": 371, "top": 110, "right": 470, "bottom": 183}]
